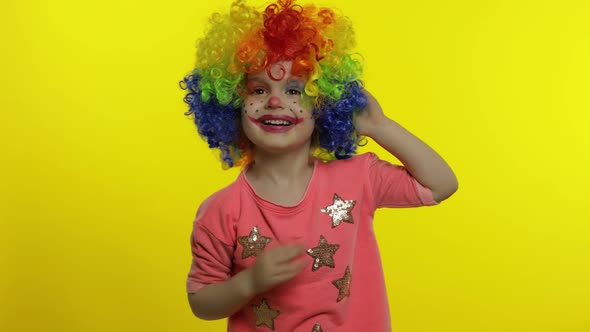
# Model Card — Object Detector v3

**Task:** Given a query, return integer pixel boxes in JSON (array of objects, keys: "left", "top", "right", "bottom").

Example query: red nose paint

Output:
[{"left": 267, "top": 96, "right": 282, "bottom": 108}]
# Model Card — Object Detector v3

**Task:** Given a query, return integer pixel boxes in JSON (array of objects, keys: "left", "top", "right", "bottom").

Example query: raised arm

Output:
[{"left": 354, "top": 90, "right": 458, "bottom": 202}]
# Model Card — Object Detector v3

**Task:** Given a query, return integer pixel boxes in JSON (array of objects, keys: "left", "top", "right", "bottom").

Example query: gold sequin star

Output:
[
  {"left": 307, "top": 235, "right": 340, "bottom": 272},
  {"left": 312, "top": 322, "right": 323, "bottom": 332},
  {"left": 238, "top": 226, "right": 272, "bottom": 259},
  {"left": 332, "top": 265, "right": 352, "bottom": 302},
  {"left": 252, "top": 298, "right": 280, "bottom": 330},
  {"left": 320, "top": 193, "right": 356, "bottom": 228}
]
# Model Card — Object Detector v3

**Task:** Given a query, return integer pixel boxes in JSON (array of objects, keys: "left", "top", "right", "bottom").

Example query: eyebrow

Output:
[{"left": 286, "top": 78, "right": 305, "bottom": 87}]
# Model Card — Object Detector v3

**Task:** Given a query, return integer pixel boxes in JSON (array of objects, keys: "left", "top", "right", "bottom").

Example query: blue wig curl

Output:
[
  {"left": 315, "top": 81, "right": 367, "bottom": 159},
  {"left": 180, "top": 74, "right": 243, "bottom": 168}
]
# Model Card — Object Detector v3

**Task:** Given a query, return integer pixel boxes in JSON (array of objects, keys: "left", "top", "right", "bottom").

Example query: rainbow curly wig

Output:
[{"left": 180, "top": 0, "right": 367, "bottom": 168}]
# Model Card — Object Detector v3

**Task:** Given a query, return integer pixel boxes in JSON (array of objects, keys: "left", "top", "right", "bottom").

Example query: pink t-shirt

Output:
[{"left": 187, "top": 152, "right": 438, "bottom": 331}]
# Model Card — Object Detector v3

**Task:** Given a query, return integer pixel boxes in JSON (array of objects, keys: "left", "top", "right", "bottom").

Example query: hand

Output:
[
  {"left": 354, "top": 89, "right": 388, "bottom": 137},
  {"left": 246, "top": 244, "right": 308, "bottom": 295}
]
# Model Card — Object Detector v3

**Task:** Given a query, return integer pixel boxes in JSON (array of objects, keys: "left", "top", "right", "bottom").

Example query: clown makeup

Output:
[{"left": 241, "top": 61, "right": 316, "bottom": 154}]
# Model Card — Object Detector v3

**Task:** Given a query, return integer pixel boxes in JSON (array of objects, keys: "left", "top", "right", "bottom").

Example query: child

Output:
[{"left": 180, "top": 0, "right": 458, "bottom": 331}]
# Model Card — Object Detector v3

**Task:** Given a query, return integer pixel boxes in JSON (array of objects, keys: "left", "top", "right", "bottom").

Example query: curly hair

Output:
[{"left": 180, "top": 0, "right": 367, "bottom": 168}]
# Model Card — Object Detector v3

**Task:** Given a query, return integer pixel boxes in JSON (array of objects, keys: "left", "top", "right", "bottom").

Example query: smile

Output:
[{"left": 248, "top": 115, "right": 304, "bottom": 133}]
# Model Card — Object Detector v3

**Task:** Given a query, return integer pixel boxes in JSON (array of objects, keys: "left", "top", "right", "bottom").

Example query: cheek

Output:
[
  {"left": 289, "top": 100, "right": 313, "bottom": 116},
  {"left": 241, "top": 110, "right": 253, "bottom": 127},
  {"left": 301, "top": 117, "right": 316, "bottom": 134},
  {"left": 242, "top": 105, "right": 252, "bottom": 115},
  {"left": 240, "top": 114, "right": 256, "bottom": 141},
  {"left": 243, "top": 97, "right": 263, "bottom": 114}
]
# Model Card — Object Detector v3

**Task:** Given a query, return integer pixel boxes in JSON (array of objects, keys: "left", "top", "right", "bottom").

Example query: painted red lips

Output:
[{"left": 248, "top": 114, "right": 304, "bottom": 133}]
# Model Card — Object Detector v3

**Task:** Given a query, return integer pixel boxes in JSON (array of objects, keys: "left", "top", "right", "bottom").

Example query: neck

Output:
[{"left": 248, "top": 144, "right": 314, "bottom": 184}]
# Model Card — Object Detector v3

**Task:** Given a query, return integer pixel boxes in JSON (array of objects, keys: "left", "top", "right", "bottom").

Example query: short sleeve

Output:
[
  {"left": 366, "top": 152, "right": 439, "bottom": 208},
  {"left": 186, "top": 197, "right": 236, "bottom": 293}
]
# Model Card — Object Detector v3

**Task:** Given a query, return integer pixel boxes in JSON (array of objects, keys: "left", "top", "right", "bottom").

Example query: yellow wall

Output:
[{"left": 1, "top": 0, "right": 589, "bottom": 331}]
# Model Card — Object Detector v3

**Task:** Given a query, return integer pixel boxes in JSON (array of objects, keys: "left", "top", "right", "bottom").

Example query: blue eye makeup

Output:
[{"left": 286, "top": 80, "right": 305, "bottom": 95}]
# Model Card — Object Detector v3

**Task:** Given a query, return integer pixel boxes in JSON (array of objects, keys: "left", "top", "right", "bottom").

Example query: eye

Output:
[
  {"left": 252, "top": 88, "right": 266, "bottom": 95},
  {"left": 287, "top": 88, "right": 302, "bottom": 95}
]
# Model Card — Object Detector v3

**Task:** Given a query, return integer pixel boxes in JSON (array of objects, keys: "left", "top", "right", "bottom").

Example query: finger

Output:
[
  {"left": 292, "top": 259, "right": 310, "bottom": 272},
  {"left": 274, "top": 259, "right": 309, "bottom": 278},
  {"left": 273, "top": 262, "right": 308, "bottom": 283},
  {"left": 271, "top": 244, "right": 306, "bottom": 263}
]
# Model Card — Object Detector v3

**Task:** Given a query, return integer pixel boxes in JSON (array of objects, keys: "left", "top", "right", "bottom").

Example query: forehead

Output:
[{"left": 246, "top": 61, "right": 305, "bottom": 83}]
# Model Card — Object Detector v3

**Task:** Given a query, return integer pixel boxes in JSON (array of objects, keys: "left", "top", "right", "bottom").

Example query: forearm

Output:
[
  {"left": 188, "top": 269, "right": 256, "bottom": 320},
  {"left": 369, "top": 118, "right": 458, "bottom": 202}
]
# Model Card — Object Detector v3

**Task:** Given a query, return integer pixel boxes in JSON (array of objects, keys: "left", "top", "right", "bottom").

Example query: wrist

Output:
[
  {"left": 362, "top": 117, "right": 396, "bottom": 139},
  {"left": 233, "top": 268, "right": 258, "bottom": 299}
]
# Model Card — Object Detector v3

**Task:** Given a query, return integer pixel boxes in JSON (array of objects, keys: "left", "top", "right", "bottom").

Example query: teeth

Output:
[{"left": 262, "top": 119, "right": 292, "bottom": 126}]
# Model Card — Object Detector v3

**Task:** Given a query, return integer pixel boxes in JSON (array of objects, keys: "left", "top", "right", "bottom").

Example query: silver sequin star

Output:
[
  {"left": 238, "top": 226, "right": 272, "bottom": 259},
  {"left": 320, "top": 193, "right": 356, "bottom": 228},
  {"left": 332, "top": 265, "right": 352, "bottom": 302},
  {"left": 307, "top": 235, "right": 340, "bottom": 272},
  {"left": 252, "top": 298, "right": 280, "bottom": 330}
]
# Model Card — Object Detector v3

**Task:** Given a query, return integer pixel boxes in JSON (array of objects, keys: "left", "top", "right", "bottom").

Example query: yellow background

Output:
[{"left": 1, "top": 0, "right": 589, "bottom": 331}]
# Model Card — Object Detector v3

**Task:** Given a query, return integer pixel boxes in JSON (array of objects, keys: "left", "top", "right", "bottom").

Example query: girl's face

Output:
[{"left": 241, "top": 61, "right": 315, "bottom": 155}]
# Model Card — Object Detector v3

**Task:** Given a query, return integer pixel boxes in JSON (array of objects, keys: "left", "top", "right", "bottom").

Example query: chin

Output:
[{"left": 254, "top": 141, "right": 309, "bottom": 155}]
